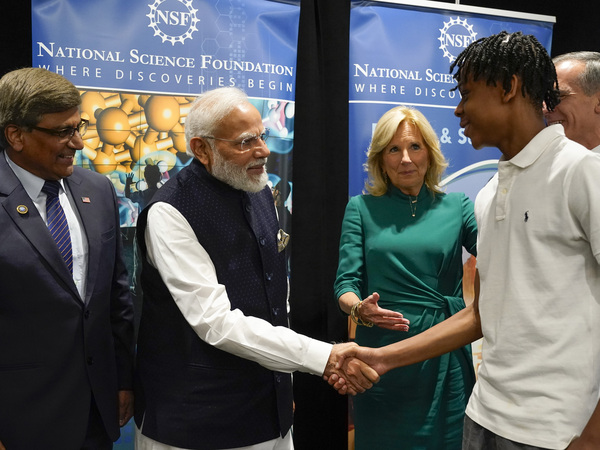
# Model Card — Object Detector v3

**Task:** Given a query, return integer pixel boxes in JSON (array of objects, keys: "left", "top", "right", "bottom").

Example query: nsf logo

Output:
[
  {"left": 438, "top": 17, "right": 477, "bottom": 62},
  {"left": 147, "top": 0, "right": 200, "bottom": 45}
]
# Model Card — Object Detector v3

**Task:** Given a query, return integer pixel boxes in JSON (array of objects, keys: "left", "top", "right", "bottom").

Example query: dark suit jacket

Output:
[{"left": 0, "top": 152, "right": 134, "bottom": 450}]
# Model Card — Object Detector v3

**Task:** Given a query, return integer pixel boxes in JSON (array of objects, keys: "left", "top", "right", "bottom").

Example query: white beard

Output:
[{"left": 210, "top": 148, "right": 268, "bottom": 193}]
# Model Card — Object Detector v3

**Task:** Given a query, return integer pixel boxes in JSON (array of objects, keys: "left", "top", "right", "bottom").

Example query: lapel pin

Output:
[
  {"left": 81, "top": 197, "right": 91, "bottom": 203},
  {"left": 277, "top": 229, "right": 290, "bottom": 253},
  {"left": 16, "top": 205, "right": 28, "bottom": 214}
]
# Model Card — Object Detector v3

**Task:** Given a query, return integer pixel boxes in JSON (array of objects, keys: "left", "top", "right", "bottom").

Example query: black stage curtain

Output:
[
  {"left": 290, "top": 1, "right": 351, "bottom": 449},
  {"left": 1, "top": 2, "right": 32, "bottom": 77}
]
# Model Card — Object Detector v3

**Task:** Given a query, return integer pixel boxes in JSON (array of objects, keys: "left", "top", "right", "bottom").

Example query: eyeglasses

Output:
[
  {"left": 30, "top": 118, "right": 89, "bottom": 141},
  {"left": 558, "top": 91, "right": 577, "bottom": 101},
  {"left": 202, "top": 128, "right": 270, "bottom": 152}
]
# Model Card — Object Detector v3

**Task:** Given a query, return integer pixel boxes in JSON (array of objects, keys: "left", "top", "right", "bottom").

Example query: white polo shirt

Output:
[{"left": 467, "top": 125, "right": 600, "bottom": 449}]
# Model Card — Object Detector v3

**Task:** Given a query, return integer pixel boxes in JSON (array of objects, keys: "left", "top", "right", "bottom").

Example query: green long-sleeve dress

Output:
[{"left": 334, "top": 185, "right": 477, "bottom": 449}]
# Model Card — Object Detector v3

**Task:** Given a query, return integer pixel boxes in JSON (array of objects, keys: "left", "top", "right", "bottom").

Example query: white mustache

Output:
[{"left": 247, "top": 157, "right": 268, "bottom": 169}]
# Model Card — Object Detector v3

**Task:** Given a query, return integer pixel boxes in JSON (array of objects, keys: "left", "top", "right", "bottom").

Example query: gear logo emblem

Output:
[
  {"left": 438, "top": 17, "right": 477, "bottom": 62},
  {"left": 147, "top": 0, "right": 200, "bottom": 46}
]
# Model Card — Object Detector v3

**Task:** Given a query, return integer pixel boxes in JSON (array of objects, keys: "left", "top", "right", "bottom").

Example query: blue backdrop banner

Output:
[
  {"left": 32, "top": 0, "right": 300, "bottom": 99},
  {"left": 349, "top": 0, "right": 555, "bottom": 200},
  {"left": 31, "top": 0, "right": 298, "bottom": 230}
]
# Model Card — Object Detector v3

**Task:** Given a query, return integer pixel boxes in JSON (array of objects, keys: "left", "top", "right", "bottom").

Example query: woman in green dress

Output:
[{"left": 334, "top": 106, "right": 477, "bottom": 449}]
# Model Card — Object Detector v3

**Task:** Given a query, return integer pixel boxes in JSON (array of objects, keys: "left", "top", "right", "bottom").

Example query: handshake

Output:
[
  {"left": 322, "top": 292, "right": 410, "bottom": 395},
  {"left": 323, "top": 343, "right": 387, "bottom": 396}
]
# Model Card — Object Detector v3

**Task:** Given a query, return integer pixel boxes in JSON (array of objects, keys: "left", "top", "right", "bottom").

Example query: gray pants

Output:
[{"left": 462, "top": 415, "right": 551, "bottom": 450}]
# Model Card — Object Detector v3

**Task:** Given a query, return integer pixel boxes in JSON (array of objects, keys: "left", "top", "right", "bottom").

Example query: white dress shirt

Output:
[
  {"left": 143, "top": 201, "right": 332, "bottom": 373},
  {"left": 5, "top": 153, "right": 88, "bottom": 299},
  {"left": 137, "top": 201, "right": 332, "bottom": 449}
]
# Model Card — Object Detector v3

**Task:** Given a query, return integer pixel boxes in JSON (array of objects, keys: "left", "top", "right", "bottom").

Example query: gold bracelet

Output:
[{"left": 350, "top": 301, "right": 374, "bottom": 327}]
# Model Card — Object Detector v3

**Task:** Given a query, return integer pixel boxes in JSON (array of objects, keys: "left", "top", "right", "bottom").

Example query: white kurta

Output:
[{"left": 137, "top": 201, "right": 332, "bottom": 449}]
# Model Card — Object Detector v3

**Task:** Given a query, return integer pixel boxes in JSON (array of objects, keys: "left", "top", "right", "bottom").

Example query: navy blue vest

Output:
[{"left": 134, "top": 160, "right": 293, "bottom": 449}]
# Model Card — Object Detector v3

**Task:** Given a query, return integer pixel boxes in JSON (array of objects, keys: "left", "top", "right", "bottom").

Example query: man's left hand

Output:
[{"left": 118, "top": 390, "right": 134, "bottom": 427}]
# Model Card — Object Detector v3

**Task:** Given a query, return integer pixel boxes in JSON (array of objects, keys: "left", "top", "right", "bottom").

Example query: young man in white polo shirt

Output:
[{"left": 332, "top": 32, "right": 600, "bottom": 449}]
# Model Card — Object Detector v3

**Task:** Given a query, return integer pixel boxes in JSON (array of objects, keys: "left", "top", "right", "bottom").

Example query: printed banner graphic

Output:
[
  {"left": 349, "top": 1, "right": 554, "bottom": 200},
  {"left": 32, "top": 0, "right": 298, "bottom": 230},
  {"left": 32, "top": 0, "right": 299, "bottom": 98}
]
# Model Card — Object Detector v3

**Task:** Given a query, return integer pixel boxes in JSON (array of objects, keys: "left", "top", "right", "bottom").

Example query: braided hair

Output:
[{"left": 450, "top": 31, "right": 560, "bottom": 112}]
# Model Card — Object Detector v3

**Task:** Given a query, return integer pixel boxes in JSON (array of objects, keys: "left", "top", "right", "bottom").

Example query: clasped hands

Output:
[{"left": 323, "top": 342, "right": 384, "bottom": 396}]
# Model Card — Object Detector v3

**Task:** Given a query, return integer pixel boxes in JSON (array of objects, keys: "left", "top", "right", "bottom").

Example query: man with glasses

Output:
[
  {"left": 134, "top": 87, "right": 379, "bottom": 450},
  {"left": 0, "top": 68, "right": 134, "bottom": 449},
  {"left": 544, "top": 51, "right": 600, "bottom": 153}
]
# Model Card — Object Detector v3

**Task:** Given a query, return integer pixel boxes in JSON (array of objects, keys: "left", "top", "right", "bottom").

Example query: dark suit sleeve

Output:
[{"left": 105, "top": 177, "right": 135, "bottom": 390}]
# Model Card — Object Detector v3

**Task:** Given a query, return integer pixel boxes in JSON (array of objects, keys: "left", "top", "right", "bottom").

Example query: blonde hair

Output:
[{"left": 364, "top": 106, "right": 448, "bottom": 196}]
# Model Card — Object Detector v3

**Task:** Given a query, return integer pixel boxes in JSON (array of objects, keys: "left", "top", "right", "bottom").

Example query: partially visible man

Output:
[
  {"left": 544, "top": 51, "right": 600, "bottom": 152},
  {"left": 134, "top": 87, "right": 383, "bottom": 450},
  {"left": 0, "top": 68, "right": 135, "bottom": 449}
]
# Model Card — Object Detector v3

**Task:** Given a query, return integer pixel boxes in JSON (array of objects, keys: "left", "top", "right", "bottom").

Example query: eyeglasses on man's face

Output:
[
  {"left": 202, "top": 128, "right": 270, "bottom": 152},
  {"left": 30, "top": 118, "right": 89, "bottom": 142}
]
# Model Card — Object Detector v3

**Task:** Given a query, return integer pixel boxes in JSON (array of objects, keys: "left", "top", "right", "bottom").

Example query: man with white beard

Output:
[{"left": 133, "top": 87, "right": 379, "bottom": 450}]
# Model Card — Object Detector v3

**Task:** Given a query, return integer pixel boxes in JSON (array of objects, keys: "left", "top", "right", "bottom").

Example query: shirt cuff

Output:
[{"left": 302, "top": 339, "right": 334, "bottom": 375}]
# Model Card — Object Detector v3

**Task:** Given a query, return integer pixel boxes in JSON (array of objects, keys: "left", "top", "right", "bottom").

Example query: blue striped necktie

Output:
[{"left": 42, "top": 180, "right": 73, "bottom": 274}]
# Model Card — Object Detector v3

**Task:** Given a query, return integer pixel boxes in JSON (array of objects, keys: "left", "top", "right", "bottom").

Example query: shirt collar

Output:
[
  {"left": 502, "top": 124, "right": 565, "bottom": 169},
  {"left": 4, "top": 152, "right": 65, "bottom": 200}
]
